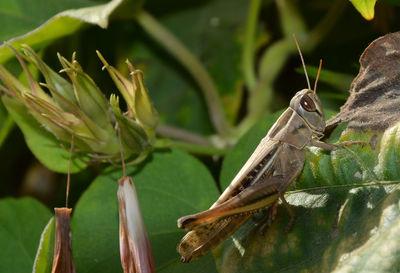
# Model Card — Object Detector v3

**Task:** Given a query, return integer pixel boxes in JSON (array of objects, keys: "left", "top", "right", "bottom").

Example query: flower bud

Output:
[
  {"left": 0, "top": 46, "right": 157, "bottom": 163},
  {"left": 118, "top": 176, "right": 155, "bottom": 273},
  {"left": 57, "top": 53, "right": 112, "bottom": 130},
  {"left": 127, "top": 62, "right": 158, "bottom": 130},
  {"left": 97, "top": 52, "right": 158, "bottom": 129},
  {"left": 110, "top": 94, "right": 150, "bottom": 154}
]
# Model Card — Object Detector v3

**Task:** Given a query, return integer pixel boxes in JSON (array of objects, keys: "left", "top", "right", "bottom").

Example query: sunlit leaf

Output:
[{"left": 350, "top": 0, "right": 376, "bottom": 20}]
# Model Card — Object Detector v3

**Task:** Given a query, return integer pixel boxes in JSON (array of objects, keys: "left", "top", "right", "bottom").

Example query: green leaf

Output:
[
  {"left": 217, "top": 109, "right": 400, "bottom": 272},
  {"left": 350, "top": 0, "right": 376, "bottom": 20},
  {"left": 2, "top": 96, "right": 86, "bottom": 173},
  {"left": 0, "top": 197, "right": 52, "bottom": 273},
  {"left": 71, "top": 149, "right": 219, "bottom": 273},
  {"left": 332, "top": 188, "right": 400, "bottom": 272},
  {"left": 0, "top": 0, "right": 143, "bottom": 63},
  {"left": 33, "top": 217, "right": 55, "bottom": 273}
]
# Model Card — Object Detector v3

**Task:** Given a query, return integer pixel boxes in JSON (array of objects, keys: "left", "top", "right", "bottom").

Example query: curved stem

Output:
[
  {"left": 238, "top": 0, "right": 346, "bottom": 135},
  {"left": 154, "top": 139, "right": 228, "bottom": 156},
  {"left": 136, "top": 11, "right": 231, "bottom": 136},
  {"left": 243, "top": 0, "right": 262, "bottom": 92},
  {"left": 156, "top": 124, "right": 210, "bottom": 145}
]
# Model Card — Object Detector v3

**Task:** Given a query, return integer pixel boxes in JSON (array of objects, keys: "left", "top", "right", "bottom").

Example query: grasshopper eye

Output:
[{"left": 300, "top": 95, "right": 316, "bottom": 112}]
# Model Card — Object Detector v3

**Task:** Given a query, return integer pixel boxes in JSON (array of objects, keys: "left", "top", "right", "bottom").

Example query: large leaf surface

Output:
[
  {"left": 0, "top": 198, "right": 52, "bottom": 273},
  {"left": 71, "top": 149, "right": 220, "bottom": 273}
]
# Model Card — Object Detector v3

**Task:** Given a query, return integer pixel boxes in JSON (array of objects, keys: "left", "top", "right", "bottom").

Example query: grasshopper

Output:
[{"left": 176, "top": 36, "right": 364, "bottom": 263}]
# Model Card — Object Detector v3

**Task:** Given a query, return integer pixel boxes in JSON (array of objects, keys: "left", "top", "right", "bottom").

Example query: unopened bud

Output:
[{"left": 118, "top": 176, "right": 155, "bottom": 273}]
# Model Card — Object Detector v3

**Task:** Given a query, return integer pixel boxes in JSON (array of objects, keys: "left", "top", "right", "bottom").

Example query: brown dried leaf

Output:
[{"left": 327, "top": 31, "right": 400, "bottom": 132}]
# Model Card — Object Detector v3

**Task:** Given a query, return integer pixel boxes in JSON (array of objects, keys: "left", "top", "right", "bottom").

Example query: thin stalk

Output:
[
  {"left": 154, "top": 139, "right": 228, "bottom": 156},
  {"left": 136, "top": 11, "right": 231, "bottom": 137},
  {"left": 66, "top": 134, "right": 74, "bottom": 208},
  {"left": 243, "top": 0, "right": 262, "bottom": 92},
  {"left": 0, "top": 115, "right": 14, "bottom": 147},
  {"left": 156, "top": 124, "right": 210, "bottom": 146}
]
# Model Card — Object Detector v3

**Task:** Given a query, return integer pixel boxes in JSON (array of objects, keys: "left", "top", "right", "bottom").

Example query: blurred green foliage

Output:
[{"left": 1, "top": 0, "right": 400, "bottom": 272}]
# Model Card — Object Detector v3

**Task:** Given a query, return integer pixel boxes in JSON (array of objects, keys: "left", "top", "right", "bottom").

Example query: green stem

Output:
[
  {"left": 237, "top": 0, "right": 346, "bottom": 135},
  {"left": 156, "top": 124, "right": 209, "bottom": 145},
  {"left": 237, "top": 38, "right": 294, "bottom": 135},
  {"left": 243, "top": 0, "right": 262, "bottom": 92},
  {"left": 0, "top": 115, "right": 14, "bottom": 147},
  {"left": 154, "top": 139, "right": 228, "bottom": 156},
  {"left": 136, "top": 11, "right": 231, "bottom": 137}
]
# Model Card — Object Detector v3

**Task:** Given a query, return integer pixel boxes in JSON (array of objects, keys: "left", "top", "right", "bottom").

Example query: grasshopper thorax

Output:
[{"left": 290, "top": 89, "right": 325, "bottom": 137}]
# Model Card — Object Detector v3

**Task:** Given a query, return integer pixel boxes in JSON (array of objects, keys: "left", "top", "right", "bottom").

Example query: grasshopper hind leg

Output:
[
  {"left": 279, "top": 192, "right": 296, "bottom": 232},
  {"left": 257, "top": 202, "right": 277, "bottom": 235},
  {"left": 258, "top": 193, "right": 296, "bottom": 235}
]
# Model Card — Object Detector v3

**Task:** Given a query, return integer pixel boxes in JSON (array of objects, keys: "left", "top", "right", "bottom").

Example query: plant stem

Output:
[
  {"left": 237, "top": 38, "right": 293, "bottom": 135},
  {"left": 156, "top": 124, "right": 210, "bottom": 145},
  {"left": 0, "top": 115, "right": 14, "bottom": 147},
  {"left": 136, "top": 11, "right": 231, "bottom": 137},
  {"left": 238, "top": 0, "right": 346, "bottom": 135},
  {"left": 243, "top": 0, "right": 262, "bottom": 92},
  {"left": 154, "top": 139, "right": 228, "bottom": 156}
]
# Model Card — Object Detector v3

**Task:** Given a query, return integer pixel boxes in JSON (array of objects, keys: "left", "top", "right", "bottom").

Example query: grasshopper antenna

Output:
[
  {"left": 314, "top": 59, "right": 322, "bottom": 94},
  {"left": 293, "top": 34, "right": 311, "bottom": 90}
]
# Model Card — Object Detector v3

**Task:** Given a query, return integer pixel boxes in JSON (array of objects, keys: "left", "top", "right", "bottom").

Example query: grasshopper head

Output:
[
  {"left": 291, "top": 35, "right": 325, "bottom": 137},
  {"left": 290, "top": 89, "right": 325, "bottom": 136}
]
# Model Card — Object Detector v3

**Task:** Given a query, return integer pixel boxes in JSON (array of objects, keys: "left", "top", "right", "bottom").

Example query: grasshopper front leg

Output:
[{"left": 309, "top": 139, "right": 366, "bottom": 151}]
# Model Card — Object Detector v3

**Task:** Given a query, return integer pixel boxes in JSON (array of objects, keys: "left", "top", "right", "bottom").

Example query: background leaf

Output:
[
  {"left": 71, "top": 149, "right": 220, "bottom": 273},
  {"left": 0, "top": 198, "right": 52, "bottom": 273},
  {"left": 0, "top": 0, "right": 143, "bottom": 63}
]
